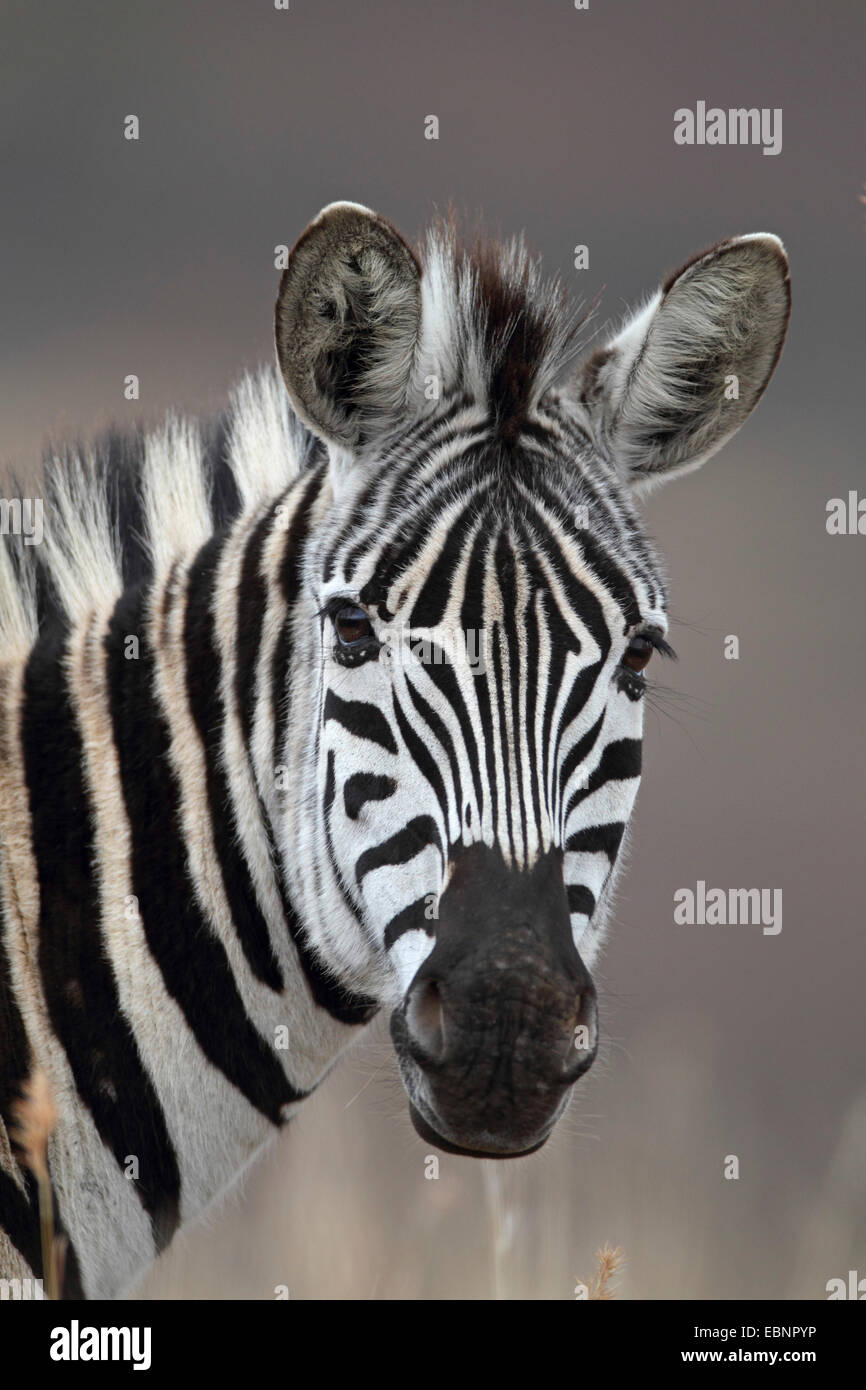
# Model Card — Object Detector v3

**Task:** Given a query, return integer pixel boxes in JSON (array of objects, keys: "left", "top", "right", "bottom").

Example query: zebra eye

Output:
[
  {"left": 622, "top": 635, "right": 654, "bottom": 673},
  {"left": 333, "top": 604, "right": 374, "bottom": 648}
]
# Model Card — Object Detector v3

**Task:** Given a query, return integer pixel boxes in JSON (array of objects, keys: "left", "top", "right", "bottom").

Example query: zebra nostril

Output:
[
  {"left": 405, "top": 978, "right": 446, "bottom": 1064},
  {"left": 562, "top": 988, "right": 599, "bottom": 1083}
]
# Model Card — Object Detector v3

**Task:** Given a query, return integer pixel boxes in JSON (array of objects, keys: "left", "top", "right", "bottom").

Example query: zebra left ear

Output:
[
  {"left": 578, "top": 234, "right": 791, "bottom": 492},
  {"left": 275, "top": 202, "right": 422, "bottom": 451}
]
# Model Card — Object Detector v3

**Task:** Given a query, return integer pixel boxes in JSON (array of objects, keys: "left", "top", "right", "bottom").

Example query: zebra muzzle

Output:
[{"left": 390, "top": 843, "right": 598, "bottom": 1158}]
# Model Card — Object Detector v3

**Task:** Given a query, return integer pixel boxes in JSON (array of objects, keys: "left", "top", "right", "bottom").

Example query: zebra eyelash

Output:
[
  {"left": 615, "top": 627, "right": 677, "bottom": 700},
  {"left": 637, "top": 628, "right": 678, "bottom": 660},
  {"left": 318, "top": 594, "right": 365, "bottom": 623}
]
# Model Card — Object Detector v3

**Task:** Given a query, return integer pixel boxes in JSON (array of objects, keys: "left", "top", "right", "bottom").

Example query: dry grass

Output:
[
  {"left": 9, "top": 1066, "right": 65, "bottom": 1299},
  {"left": 578, "top": 1243, "right": 626, "bottom": 1300}
]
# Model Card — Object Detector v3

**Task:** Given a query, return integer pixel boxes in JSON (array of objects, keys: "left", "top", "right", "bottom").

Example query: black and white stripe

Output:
[{"left": 0, "top": 203, "right": 790, "bottom": 1296}]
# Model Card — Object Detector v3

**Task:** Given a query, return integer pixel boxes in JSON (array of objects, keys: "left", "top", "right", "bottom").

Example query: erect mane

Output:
[
  {"left": 414, "top": 212, "right": 593, "bottom": 444},
  {"left": 0, "top": 367, "right": 321, "bottom": 650}
]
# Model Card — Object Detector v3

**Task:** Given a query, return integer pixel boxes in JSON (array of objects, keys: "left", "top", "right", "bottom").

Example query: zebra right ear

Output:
[
  {"left": 274, "top": 202, "right": 422, "bottom": 451},
  {"left": 577, "top": 234, "right": 791, "bottom": 493}
]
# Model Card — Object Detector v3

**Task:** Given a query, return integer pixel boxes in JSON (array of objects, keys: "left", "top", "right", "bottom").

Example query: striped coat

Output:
[{"left": 0, "top": 204, "right": 790, "bottom": 1297}]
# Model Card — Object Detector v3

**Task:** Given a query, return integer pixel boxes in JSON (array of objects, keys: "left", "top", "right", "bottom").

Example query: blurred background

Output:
[{"left": 2, "top": 0, "right": 863, "bottom": 1298}]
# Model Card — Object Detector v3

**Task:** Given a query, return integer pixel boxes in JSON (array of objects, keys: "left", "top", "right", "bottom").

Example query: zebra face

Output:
[
  {"left": 309, "top": 487, "right": 660, "bottom": 1155},
  {"left": 276, "top": 203, "right": 790, "bottom": 1156}
]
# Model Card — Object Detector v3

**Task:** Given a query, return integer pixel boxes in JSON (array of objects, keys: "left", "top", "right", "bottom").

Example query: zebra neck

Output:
[{"left": 0, "top": 464, "right": 374, "bottom": 1297}]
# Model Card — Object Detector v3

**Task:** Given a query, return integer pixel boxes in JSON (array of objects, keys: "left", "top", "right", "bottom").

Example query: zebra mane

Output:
[
  {"left": 0, "top": 366, "right": 321, "bottom": 649},
  {"left": 414, "top": 212, "right": 591, "bottom": 443}
]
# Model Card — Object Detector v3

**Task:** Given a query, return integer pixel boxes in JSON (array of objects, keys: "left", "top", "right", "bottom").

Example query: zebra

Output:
[{"left": 0, "top": 202, "right": 790, "bottom": 1299}]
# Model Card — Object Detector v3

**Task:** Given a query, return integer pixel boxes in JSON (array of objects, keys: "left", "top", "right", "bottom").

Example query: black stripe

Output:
[
  {"left": 489, "top": 619, "right": 515, "bottom": 855},
  {"left": 274, "top": 864, "right": 378, "bottom": 1024},
  {"left": 213, "top": 470, "right": 374, "bottom": 1026},
  {"left": 324, "top": 689, "right": 397, "bottom": 754},
  {"left": 203, "top": 411, "right": 242, "bottom": 529},
  {"left": 524, "top": 505, "right": 614, "bottom": 659},
  {"left": 559, "top": 712, "right": 605, "bottom": 802},
  {"left": 0, "top": 1167, "right": 42, "bottom": 1281},
  {"left": 106, "top": 586, "right": 304, "bottom": 1124},
  {"left": 100, "top": 428, "right": 150, "bottom": 592},
  {"left": 403, "top": 673, "right": 464, "bottom": 829},
  {"left": 234, "top": 509, "right": 275, "bottom": 751},
  {"left": 359, "top": 475, "right": 491, "bottom": 615},
  {"left": 0, "top": 896, "right": 87, "bottom": 1298},
  {"left": 334, "top": 395, "right": 474, "bottom": 583},
  {"left": 22, "top": 629, "right": 182, "bottom": 1253},
  {"left": 0, "top": 1167, "right": 84, "bottom": 1299},
  {"left": 278, "top": 468, "right": 322, "bottom": 605},
  {"left": 392, "top": 691, "right": 451, "bottom": 835},
  {"left": 266, "top": 473, "right": 378, "bottom": 1026},
  {"left": 356, "top": 817, "right": 442, "bottom": 886},
  {"left": 384, "top": 897, "right": 435, "bottom": 949},
  {"left": 374, "top": 394, "right": 478, "bottom": 529},
  {"left": 530, "top": 406, "right": 661, "bottom": 602},
  {"left": 272, "top": 746, "right": 377, "bottom": 1024},
  {"left": 0, "top": 920, "right": 32, "bottom": 1148},
  {"left": 323, "top": 750, "right": 369, "bottom": 932},
  {"left": 565, "top": 822, "right": 627, "bottom": 860},
  {"left": 183, "top": 541, "right": 283, "bottom": 992},
  {"left": 496, "top": 532, "right": 529, "bottom": 860},
  {"left": 343, "top": 772, "right": 396, "bottom": 820},
  {"left": 271, "top": 622, "right": 292, "bottom": 789},
  {"left": 460, "top": 522, "right": 499, "bottom": 832},
  {"left": 564, "top": 738, "right": 642, "bottom": 824},
  {"left": 523, "top": 584, "right": 543, "bottom": 837},
  {"left": 0, "top": 732, "right": 85, "bottom": 1298},
  {"left": 409, "top": 495, "right": 485, "bottom": 631},
  {"left": 272, "top": 467, "right": 322, "bottom": 781},
  {"left": 576, "top": 529, "right": 642, "bottom": 630},
  {"left": 520, "top": 511, "right": 611, "bottom": 810},
  {"left": 566, "top": 884, "right": 596, "bottom": 917}
]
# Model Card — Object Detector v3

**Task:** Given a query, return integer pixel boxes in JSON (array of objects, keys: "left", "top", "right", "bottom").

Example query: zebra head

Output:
[{"left": 275, "top": 203, "right": 790, "bottom": 1158}]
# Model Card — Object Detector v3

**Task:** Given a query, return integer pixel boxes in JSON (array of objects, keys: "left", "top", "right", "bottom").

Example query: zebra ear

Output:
[
  {"left": 274, "top": 202, "right": 422, "bottom": 449},
  {"left": 578, "top": 234, "right": 791, "bottom": 492}
]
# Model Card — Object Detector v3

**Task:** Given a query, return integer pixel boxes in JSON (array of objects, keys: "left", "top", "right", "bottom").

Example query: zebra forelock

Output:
[{"left": 412, "top": 213, "right": 590, "bottom": 439}]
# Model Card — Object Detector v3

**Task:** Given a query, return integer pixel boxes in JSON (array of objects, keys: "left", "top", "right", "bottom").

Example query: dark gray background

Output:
[{"left": 2, "top": 0, "right": 863, "bottom": 1297}]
